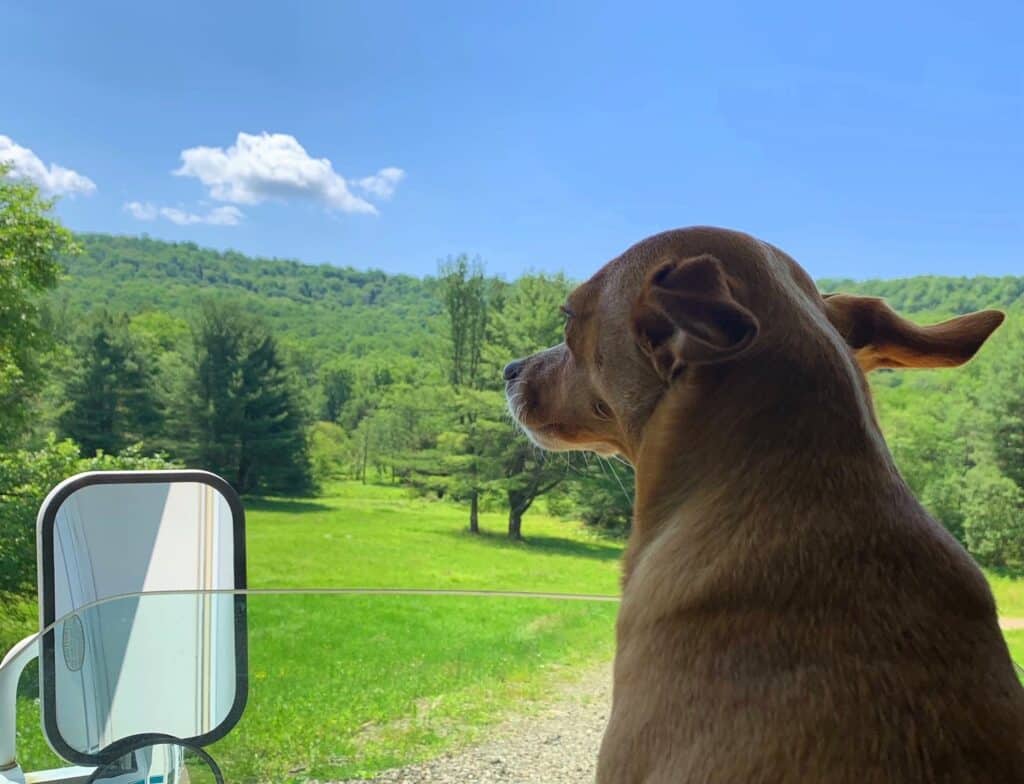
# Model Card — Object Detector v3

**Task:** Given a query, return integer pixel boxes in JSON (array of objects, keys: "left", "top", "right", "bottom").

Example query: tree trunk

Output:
[
  {"left": 508, "top": 506, "right": 524, "bottom": 540},
  {"left": 469, "top": 490, "right": 480, "bottom": 534}
]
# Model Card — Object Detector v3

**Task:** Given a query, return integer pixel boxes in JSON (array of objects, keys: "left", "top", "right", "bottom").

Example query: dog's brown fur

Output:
[{"left": 504, "top": 226, "right": 1024, "bottom": 783}]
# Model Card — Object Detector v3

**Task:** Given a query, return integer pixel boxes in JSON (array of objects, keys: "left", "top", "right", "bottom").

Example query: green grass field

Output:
[
  {"left": 7, "top": 482, "right": 1024, "bottom": 781},
  {"left": 12, "top": 483, "right": 622, "bottom": 781}
]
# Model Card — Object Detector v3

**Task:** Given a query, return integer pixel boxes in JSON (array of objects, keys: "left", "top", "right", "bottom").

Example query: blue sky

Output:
[{"left": 3, "top": 1, "right": 1021, "bottom": 281}]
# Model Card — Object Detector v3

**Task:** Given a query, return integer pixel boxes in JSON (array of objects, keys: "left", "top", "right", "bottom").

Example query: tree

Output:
[
  {"left": 0, "top": 436, "right": 177, "bottom": 602},
  {"left": 567, "top": 457, "right": 635, "bottom": 535},
  {"left": 319, "top": 359, "right": 356, "bottom": 422},
  {"left": 168, "top": 299, "right": 313, "bottom": 495},
  {"left": 439, "top": 254, "right": 488, "bottom": 389},
  {"left": 238, "top": 331, "right": 313, "bottom": 494},
  {"left": 309, "top": 421, "right": 350, "bottom": 484},
  {"left": 981, "top": 318, "right": 1024, "bottom": 491},
  {"left": 0, "top": 163, "right": 77, "bottom": 443},
  {"left": 488, "top": 273, "right": 574, "bottom": 538},
  {"left": 58, "top": 312, "right": 162, "bottom": 455},
  {"left": 502, "top": 443, "right": 569, "bottom": 539},
  {"left": 439, "top": 254, "right": 491, "bottom": 532},
  {"left": 962, "top": 463, "right": 1024, "bottom": 573}
]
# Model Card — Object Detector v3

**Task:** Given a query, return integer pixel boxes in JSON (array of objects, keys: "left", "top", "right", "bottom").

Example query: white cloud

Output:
[
  {"left": 125, "top": 201, "right": 159, "bottom": 220},
  {"left": 173, "top": 132, "right": 403, "bottom": 214},
  {"left": 124, "top": 201, "right": 243, "bottom": 226},
  {"left": 355, "top": 167, "right": 405, "bottom": 200},
  {"left": 0, "top": 135, "right": 96, "bottom": 197}
]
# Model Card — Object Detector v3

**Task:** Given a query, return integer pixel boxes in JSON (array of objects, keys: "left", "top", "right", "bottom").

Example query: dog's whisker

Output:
[{"left": 598, "top": 454, "right": 634, "bottom": 508}]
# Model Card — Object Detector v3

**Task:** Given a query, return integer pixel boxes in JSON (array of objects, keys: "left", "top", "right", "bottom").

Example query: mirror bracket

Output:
[{"left": 0, "top": 635, "right": 40, "bottom": 777}]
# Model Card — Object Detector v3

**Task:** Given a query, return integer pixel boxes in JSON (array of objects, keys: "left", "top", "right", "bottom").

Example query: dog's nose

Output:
[{"left": 503, "top": 360, "right": 524, "bottom": 381}]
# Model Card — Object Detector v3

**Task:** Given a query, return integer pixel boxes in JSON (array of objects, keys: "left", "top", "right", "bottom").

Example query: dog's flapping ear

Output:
[
  {"left": 631, "top": 254, "right": 759, "bottom": 380},
  {"left": 823, "top": 293, "right": 1004, "bottom": 373}
]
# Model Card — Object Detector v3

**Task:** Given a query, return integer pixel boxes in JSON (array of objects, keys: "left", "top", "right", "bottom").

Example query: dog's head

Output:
[{"left": 504, "top": 227, "right": 1003, "bottom": 462}]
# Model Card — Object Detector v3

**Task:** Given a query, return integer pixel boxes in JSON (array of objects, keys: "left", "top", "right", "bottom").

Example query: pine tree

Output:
[
  {"left": 58, "top": 312, "right": 162, "bottom": 455},
  {"left": 438, "top": 254, "right": 491, "bottom": 532},
  {"left": 169, "top": 299, "right": 312, "bottom": 494}
]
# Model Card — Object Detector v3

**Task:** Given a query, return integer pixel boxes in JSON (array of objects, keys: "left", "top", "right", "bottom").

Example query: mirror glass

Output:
[{"left": 37, "top": 471, "right": 247, "bottom": 763}]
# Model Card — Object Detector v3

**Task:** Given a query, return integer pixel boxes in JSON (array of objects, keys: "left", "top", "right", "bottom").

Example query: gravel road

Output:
[{"left": 337, "top": 662, "right": 612, "bottom": 784}]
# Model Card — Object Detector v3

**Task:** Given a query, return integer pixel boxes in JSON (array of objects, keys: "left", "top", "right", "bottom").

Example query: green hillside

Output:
[
  {"left": 48, "top": 233, "right": 448, "bottom": 362},
  {"left": 57, "top": 234, "right": 1024, "bottom": 337}
]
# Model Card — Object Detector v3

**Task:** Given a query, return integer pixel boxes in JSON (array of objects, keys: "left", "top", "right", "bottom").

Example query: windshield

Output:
[{"left": 4, "top": 4, "right": 1023, "bottom": 783}]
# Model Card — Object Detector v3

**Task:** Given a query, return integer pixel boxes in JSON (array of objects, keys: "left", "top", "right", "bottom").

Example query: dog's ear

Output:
[
  {"left": 632, "top": 254, "right": 759, "bottom": 379},
  {"left": 823, "top": 293, "right": 1004, "bottom": 373}
]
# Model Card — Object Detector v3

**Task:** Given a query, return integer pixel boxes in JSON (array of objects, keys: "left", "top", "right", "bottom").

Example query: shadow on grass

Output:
[
  {"left": 442, "top": 528, "right": 623, "bottom": 562},
  {"left": 244, "top": 496, "right": 335, "bottom": 515},
  {"left": 986, "top": 565, "right": 1024, "bottom": 580}
]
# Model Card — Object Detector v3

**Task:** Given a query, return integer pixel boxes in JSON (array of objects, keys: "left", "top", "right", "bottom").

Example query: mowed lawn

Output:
[
  {"left": 244, "top": 481, "right": 623, "bottom": 593},
  {"left": 9, "top": 481, "right": 1024, "bottom": 782}
]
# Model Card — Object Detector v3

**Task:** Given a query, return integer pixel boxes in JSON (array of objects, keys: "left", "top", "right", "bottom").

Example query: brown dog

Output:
[{"left": 504, "top": 226, "right": 1024, "bottom": 783}]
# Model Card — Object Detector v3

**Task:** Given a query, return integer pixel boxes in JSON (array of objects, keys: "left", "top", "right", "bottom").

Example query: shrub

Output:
[{"left": 0, "top": 437, "right": 179, "bottom": 601}]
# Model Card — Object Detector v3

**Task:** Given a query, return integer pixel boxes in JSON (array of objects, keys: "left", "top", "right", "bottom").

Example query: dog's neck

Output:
[{"left": 624, "top": 346, "right": 898, "bottom": 586}]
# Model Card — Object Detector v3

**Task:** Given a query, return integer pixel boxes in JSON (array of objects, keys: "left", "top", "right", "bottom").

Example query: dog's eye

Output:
[
  {"left": 594, "top": 401, "right": 612, "bottom": 419},
  {"left": 560, "top": 305, "right": 574, "bottom": 323}
]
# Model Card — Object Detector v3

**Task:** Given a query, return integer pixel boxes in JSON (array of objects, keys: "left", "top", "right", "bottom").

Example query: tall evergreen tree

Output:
[
  {"left": 169, "top": 299, "right": 312, "bottom": 494},
  {"left": 239, "top": 332, "right": 313, "bottom": 494},
  {"left": 58, "top": 312, "right": 162, "bottom": 455},
  {"left": 439, "top": 254, "right": 491, "bottom": 532}
]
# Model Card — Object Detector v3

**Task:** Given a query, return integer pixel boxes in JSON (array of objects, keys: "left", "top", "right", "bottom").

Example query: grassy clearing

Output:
[
  {"left": 243, "top": 481, "right": 622, "bottom": 593},
  {"left": 13, "top": 482, "right": 621, "bottom": 781},
  {"left": 1005, "top": 631, "right": 1024, "bottom": 664},
  {"left": 987, "top": 572, "right": 1024, "bottom": 617},
  {"left": 8, "top": 481, "right": 1024, "bottom": 780}
]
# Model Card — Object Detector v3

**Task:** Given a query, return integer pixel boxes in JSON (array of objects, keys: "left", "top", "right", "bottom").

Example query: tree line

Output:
[
  {"left": 3, "top": 165, "right": 1024, "bottom": 607},
  {"left": 0, "top": 171, "right": 630, "bottom": 605}
]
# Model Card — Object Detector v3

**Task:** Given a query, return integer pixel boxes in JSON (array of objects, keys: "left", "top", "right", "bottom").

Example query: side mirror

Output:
[{"left": 36, "top": 470, "right": 248, "bottom": 765}]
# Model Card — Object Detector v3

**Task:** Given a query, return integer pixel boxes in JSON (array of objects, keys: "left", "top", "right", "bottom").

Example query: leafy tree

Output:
[
  {"left": 0, "top": 164, "right": 77, "bottom": 442},
  {"left": 488, "top": 273, "right": 574, "bottom": 538},
  {"left": 979, "top": 318, "right": 1024, "bottom": 491},
  {"left": 877, "top": 386, "right": 977, "bottom": 544},
  {"left": 0, "top": 436, "right": 178, "bottom": 602},
  {"left": 567, "top": 457, "right": 635, "bottom": 535},
  {"left": 167, "top": 299, "right": 313, "bottom": 494},
  {"left": 309, "top": 421, "right": 350, "bottom": 484},
  {"left": 962, "top": 464, "right": 1024, "bottom": 573},
  {"left": 57, "top": 312, "right": 163, "bottom": 455},
  {"left": 319, "top": 359, "right": 356, "bottom": 422}
]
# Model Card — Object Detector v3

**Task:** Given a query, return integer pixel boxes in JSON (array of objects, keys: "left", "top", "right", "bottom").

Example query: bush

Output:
[
  {"left": 309, "top": 421, "right": 350, "bottom": 485},
  {"left": 0, "top": 436, "right": 179, "bottom": 601},
  {"left": 962, "top": 464, "right": 1024, "bottom": 572}
]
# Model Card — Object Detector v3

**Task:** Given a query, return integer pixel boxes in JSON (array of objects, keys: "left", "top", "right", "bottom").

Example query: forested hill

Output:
[
  {"left": 52, "top": 234, "right": 1023, "bottom": 355},
  {"left": 818, "top": 276, "right": 1024, "bottom": 316},
  {"left": 49, "top": 233, "right": 446, "bottom": 360}
]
